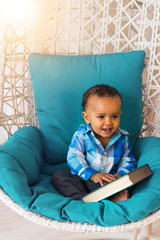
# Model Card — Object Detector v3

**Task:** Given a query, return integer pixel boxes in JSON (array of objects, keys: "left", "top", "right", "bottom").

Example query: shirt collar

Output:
[
  {"left": 82, "top": 123, "right": 128, "bottom": 148},
  {"left": 82, "top": 123, "right": 92, "bottom": 133}
]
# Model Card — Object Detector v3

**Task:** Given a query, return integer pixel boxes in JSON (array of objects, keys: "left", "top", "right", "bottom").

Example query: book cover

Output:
[{"left": 82, "top": 164, "right": 152, "bottom": 202}]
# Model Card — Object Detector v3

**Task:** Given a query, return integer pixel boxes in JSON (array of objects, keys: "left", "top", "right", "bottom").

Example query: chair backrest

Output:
[
  {"left": 0, "top": 0, "right": 160, "bottom": 145},
  {"left": 28, "top": 51, "right": 145, "bottom": 164}
]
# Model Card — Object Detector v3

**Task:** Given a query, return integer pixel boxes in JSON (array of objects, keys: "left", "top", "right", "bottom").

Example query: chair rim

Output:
[{"left": 0, "top": 187, "right": 160, "bottom": 233}]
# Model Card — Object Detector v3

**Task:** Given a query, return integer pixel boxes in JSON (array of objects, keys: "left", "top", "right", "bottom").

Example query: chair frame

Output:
[{"left": 0, "top": 188, "right": 160, "bottom": 239}]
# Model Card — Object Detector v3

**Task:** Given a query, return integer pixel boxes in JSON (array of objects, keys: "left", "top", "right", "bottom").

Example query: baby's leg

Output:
[
  {"left": 109, "top": 189, "right": 129, "bottom": 203},
  {"left": 52, "top": 170, "right": 88, "bottom": 200}
]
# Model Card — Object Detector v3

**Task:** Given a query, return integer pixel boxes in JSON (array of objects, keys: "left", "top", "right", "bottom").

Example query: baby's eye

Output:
[
  {"left": 112, "top": 115, "right": 119, "bottom": 119},
  {"left": 97, "top": 116, "right": 104, "bottom": 119}
]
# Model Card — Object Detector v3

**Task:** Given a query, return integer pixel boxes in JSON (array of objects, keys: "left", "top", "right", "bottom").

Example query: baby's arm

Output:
[
  {"left": 67, "top": 131, "right": 97, "bottom": 180},
  {"left": 116, "top": 136, "right": 137, "bottom": 175}
]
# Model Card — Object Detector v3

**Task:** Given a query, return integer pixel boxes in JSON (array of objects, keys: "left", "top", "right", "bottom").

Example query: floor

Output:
[{"left": 0, "top": 200, "right": 160, "bottom": 240}]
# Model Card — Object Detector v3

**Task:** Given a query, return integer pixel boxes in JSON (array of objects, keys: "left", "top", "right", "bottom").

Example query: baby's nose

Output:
[{"left": 105, "top": 117, "right": 112, "bottom": 125}]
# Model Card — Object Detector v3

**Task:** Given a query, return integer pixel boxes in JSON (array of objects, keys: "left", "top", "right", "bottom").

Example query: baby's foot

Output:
[{"left": 109, "top": 189, "right": 129, "bottom": 203}]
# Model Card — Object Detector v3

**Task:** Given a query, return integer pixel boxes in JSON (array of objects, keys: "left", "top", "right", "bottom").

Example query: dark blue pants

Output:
[{"left": 52, "top": 170, "right": 100, "bottom": 200}]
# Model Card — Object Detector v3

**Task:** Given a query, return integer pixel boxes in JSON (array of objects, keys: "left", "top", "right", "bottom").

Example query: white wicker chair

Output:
[{"left": 0, "top": 1, "right": 160, "bottom": 239}]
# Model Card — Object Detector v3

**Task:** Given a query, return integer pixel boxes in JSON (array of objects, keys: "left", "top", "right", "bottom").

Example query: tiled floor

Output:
[{"left": 0, "top": 201, "right": 160, "bottom": 240}]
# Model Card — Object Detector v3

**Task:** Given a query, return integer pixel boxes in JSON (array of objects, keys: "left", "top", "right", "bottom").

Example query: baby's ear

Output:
[{"left": 82, "top": 111, "right": 90, "bottom": 124}]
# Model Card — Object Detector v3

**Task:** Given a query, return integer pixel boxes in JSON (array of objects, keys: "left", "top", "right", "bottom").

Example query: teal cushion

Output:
[
  {"left": 2, "top": 51, "right": 160, "bottom": 227},
  {"left": 0, "top": 127, "right": 160, "bottom": 226},
  {"left": 28, "top": 51, "right": 145, "bottom": 164},
  {"left": 0, "top": 126, "right": 43, "bottom": 186},
  {"left": 116, "top": 136, "right": 160, "bottom": 222}
]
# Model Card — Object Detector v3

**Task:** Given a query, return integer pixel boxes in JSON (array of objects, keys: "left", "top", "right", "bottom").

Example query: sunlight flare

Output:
[{"left": 2, "top": 0, "right": 33, "bottom": 22}]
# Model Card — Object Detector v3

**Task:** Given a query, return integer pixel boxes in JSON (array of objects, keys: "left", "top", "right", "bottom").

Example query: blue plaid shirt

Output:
[{"left": 67, "top": 123, "right": 137, "bottom": 181}]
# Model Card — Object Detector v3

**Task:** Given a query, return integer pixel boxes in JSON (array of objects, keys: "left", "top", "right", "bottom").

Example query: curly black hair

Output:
[{"left": 81, "top": 84, "right": 122, "bottom": 110}]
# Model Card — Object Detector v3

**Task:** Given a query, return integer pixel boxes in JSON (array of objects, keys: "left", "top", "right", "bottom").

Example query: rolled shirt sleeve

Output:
[
  {"left": 67, "top": 131, "right": 97, "bottom": 180},
  {"left": 116, "top": 135, "right": 137, "bottom": 175}
]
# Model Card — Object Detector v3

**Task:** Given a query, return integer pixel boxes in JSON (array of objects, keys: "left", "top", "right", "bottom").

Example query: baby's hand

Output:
[
  {"left": 113, "top": 173, "right": 122, "bottom": 179},
  {"left": 90, "top": 173, "right": 116, "bottom": 186}
]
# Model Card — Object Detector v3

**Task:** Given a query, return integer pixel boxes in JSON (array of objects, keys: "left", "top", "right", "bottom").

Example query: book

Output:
[{"left": 82, "top": 164, "right": 152, "bottom": 202}]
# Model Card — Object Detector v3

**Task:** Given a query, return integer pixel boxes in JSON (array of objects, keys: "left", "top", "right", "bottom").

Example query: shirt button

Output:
[
  {"left": 82, "top": 174, "right": 85, "bottom": 178},
  {"left": 104, "top": 152, "right": 107, "bottom": 155},
  {"left": 101, "top": 167, "right": 105, "bottom": 170}
]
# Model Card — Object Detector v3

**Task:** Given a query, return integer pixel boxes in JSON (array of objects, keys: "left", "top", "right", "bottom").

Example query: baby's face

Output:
[{"left": 82, "top": 95, "right": 122, "bottom": 145}]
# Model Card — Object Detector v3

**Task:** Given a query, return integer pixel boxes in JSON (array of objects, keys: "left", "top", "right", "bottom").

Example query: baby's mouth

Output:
[{"left": 102, "top": 128, "right": 112, "bottom": 134}]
